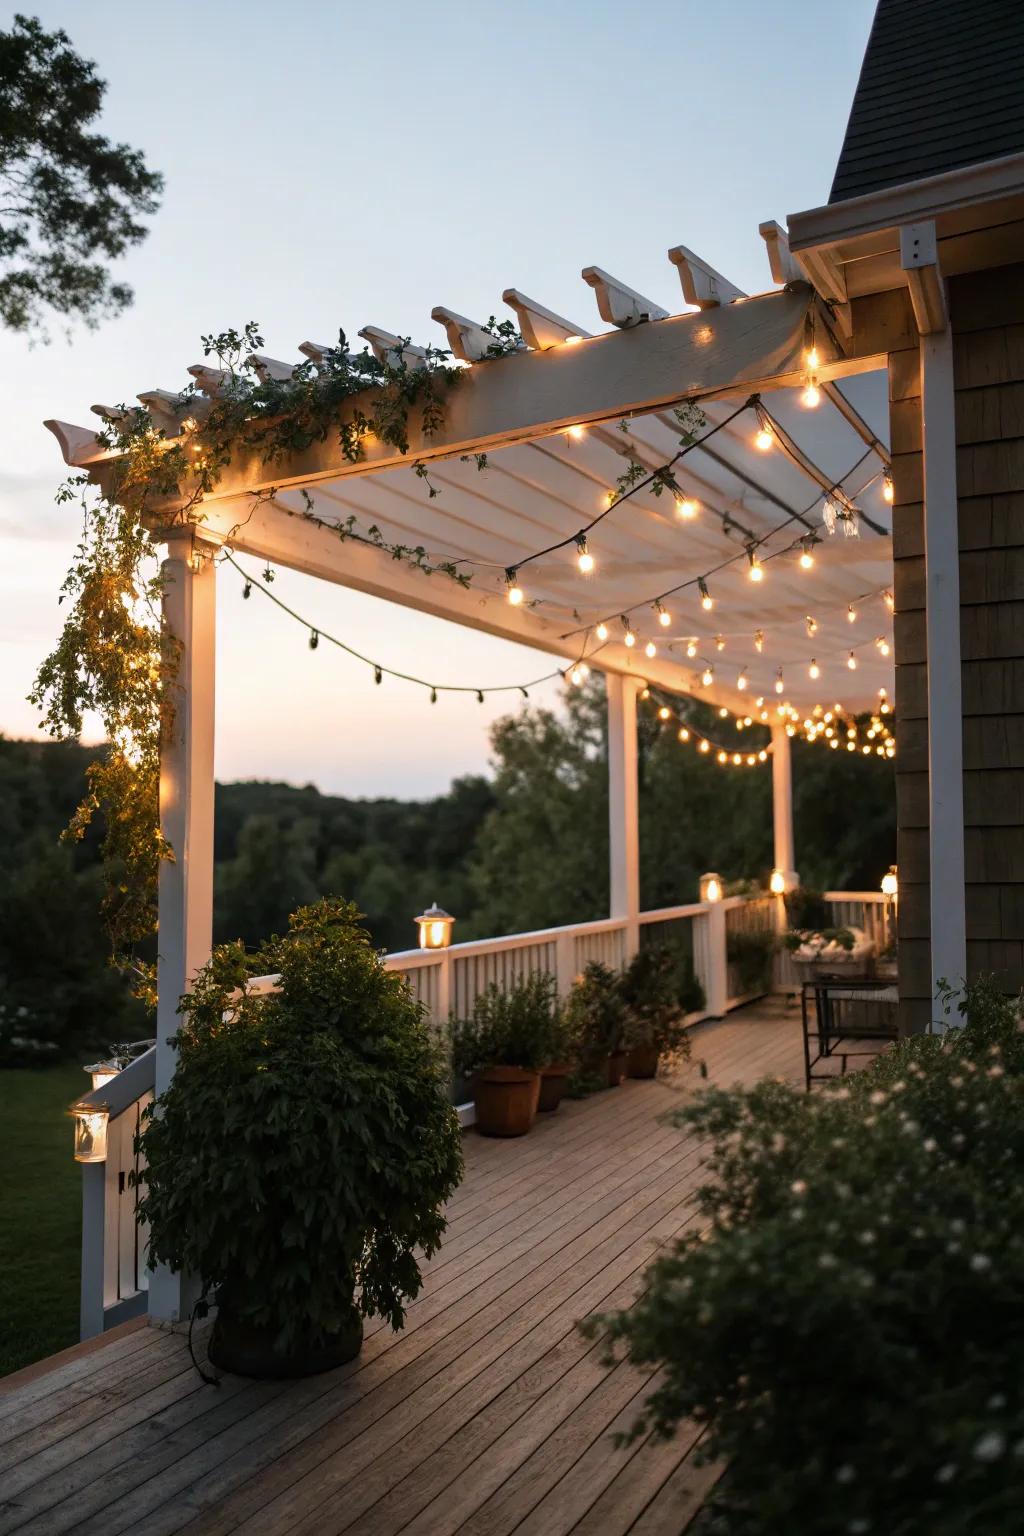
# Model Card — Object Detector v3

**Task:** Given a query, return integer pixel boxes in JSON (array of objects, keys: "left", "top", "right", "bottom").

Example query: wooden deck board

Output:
[{"left": 0, "top": 1002, "right": 800, "bottom": 1536}]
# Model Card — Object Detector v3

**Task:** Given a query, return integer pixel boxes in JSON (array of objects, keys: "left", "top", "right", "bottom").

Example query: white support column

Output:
[
  {"left": 149, "top": 533, "right": 217, "bottom": 1323},
  {"left": 770, "top": 724, "right": 797, "bottom": 889},
  {"left": 920, "top": 322, "right": 967, "bottom": 1012},
  {"left": 606, "top": 673, "right": 640, "bottom": 957}
]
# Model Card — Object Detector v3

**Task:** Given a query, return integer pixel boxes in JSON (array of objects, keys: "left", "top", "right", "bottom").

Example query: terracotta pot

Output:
[
  {"left": 209, "top": 1301, "right": 362, "bottom": 1379},
  {"left": 474, "top": 1065, "right": 541, "bottom": 1136},
  {"left": 627, "top": 1043, "right": 660, "bottom": 1079},
  {"left": 538, "top": 1062, "right": 572, "bottom": 1112},
  {"left": 606, "top": 1050, "right": 629, "bottom": 1087}
]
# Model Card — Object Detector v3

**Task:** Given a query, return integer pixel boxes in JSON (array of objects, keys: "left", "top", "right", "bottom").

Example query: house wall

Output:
[{"left": 886, "top": 261, "right": 1024, "bottom": 1031}]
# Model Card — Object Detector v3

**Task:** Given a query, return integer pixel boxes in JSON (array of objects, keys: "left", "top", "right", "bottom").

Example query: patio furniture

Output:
[{"left": 801, "top": 976, "right": 899, "bottom": 1090}]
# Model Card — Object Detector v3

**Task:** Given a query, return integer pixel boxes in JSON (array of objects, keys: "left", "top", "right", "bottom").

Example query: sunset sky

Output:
[{"left": 0, "top": 0, "right": 877, "bottom": 796}]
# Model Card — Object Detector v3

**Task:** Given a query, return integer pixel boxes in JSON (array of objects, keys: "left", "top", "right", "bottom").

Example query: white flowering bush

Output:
[{"left": 585, "top": 978, "right": 1024, "bottom": 1535}]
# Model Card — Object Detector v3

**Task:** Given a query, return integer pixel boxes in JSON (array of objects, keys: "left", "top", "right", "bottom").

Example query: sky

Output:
[{"left": 0, "top": 0, "right": 878, "bottom": 797}]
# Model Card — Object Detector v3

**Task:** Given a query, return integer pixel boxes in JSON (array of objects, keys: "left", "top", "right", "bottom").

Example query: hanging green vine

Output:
[{"left": 32, "top": 322, "right": 468, "bottom": 981}]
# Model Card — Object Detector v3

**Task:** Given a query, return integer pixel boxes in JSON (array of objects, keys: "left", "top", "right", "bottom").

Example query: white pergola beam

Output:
[
  {"left": 358, "top": 327, "right": 428, "bottom": 370},
  {"left": 758, "top": 220, "right": 801, "bottom": 286},
  {"left": 85, "top": 289, "right": 880, "bottom": 495},
  {"left": 581, "top": 266, "right": 668, "bottom": 328},
  {"left": 607, "top": 672, "right": 640, "bottom": 951},
  {"left": 667, "top": 244, "right": 745, "bottom": 309},
  {"left": 502, "top": 289, "right": 588, "bottom": 349},
  {"left": 431, "top": 307, "right": 506, "bottom": 363}
]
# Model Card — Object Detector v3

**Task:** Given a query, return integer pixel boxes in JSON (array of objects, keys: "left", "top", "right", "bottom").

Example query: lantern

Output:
[
  {"left": 769, "top": 869, "right": 786, "bottom": 896},
  {"left": 72, "top": 1104, "right": 109, "bottom": 1164},
  {"left": 699, "top": 873, "right": 723, "bottom": 904},
  {"left": 881, "top": 867, "right": 898, "bottom": 899},
  {"left": 84, "top": 1059, "right": 120, "bottom": 1091},
  {"left": 415, "top": 902, "right": 455, "bottom": 950}
]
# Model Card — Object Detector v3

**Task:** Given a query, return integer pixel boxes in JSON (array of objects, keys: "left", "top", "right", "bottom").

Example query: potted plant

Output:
[
  {"left": 135, "top": 899, "right": 463, "bottom": 1380},
  {"left": 450, "top": 971, "right": 559, "bottom": 1136},
  {"left": 619, "top": 944, "right": 692, "bottom": 1079},
  {"left": 725, "top": 927, "right": 777, "bottom": 997},
  {"left": 538, "top": 999, "right": 578, "bottom": 1112},
  {"left": 566, "top": 961, "right": 629, "bottom": 1087}
]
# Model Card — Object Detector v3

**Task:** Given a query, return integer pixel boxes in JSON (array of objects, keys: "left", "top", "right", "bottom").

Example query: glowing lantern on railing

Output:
[
  {"left": 769, "top": 869, "right": 786, "bottom": 895},
  {"left": 881, "top": 867, "right": 898, "bottom": 899},
  {"left": 699, "top": 873, "right": 723, "bottom": 904},
  {"left": 84, "top": 1059, "right": 120, "bottom": 1091},
  {"left": 72, "top": 1104, "right": 109, "bottom": 1164},
  {"left": 415, "top": 902, "right": 455, "bottom": 950}
]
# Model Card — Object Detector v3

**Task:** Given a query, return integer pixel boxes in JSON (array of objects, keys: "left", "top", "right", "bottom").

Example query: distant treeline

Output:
[{"left": 0, "top": 683, "right": 895, "bottom": 1061}]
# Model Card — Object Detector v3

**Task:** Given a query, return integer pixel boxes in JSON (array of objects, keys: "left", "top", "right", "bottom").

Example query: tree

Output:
[{"left": 0, "top": 14, "right": 162, "bottom": 337}]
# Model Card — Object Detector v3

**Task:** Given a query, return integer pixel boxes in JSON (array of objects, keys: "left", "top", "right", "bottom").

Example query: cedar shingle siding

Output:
[{"left": 830, "top": 0, "right": 1024, "bottom": 204}]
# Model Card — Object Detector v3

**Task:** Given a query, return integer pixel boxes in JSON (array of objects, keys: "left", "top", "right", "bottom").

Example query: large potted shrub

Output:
[
  {"left": 537, "top": 1000, "right": 578, "bottom": 1113},
  {"left": 449, "top": 971, "right": 559, "bottom": 1136},
  {"left": 619, "top": 944, "right": 692, "bottom": 1079},
  {"left": 136, "top": 899, "right": 463, "bottom": 1379},
  {"left": 566, "top": 961, "right": 629, "bottom": 1087},
  {"left": 585, "top": 977, "right": 1024, "bottom": 1533}
]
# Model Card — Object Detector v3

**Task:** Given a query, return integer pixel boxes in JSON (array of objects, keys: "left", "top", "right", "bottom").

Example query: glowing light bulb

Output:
[
  {"left": 596, "top": 622, "right": 609, "bottom": 642},
  {"left": 801, "top": 381, "right": 821, "bottom": 409},
  {"left": 507, "top": 580, "right": 523, "bottom": 606},
  {"left": 806, "top": 615, "right": 818, "bottom": 637},
  {"left": 678, "top": 727, "right": 690, "bottom": 741},
  {"left": 657, "top": 606, "right": 671, "bottom": 627},
  {"left": 732, "top": 752, "right": 742, "bottom": 766},
  {"left": 686, "top": 639, "right": 697, "bottom": 658},
  {"left": 882, "top": 472, "right": 894, "bottom": 503},
  {"left": 570, "top": 666, "right": 584, "bottom": 686},
  {"left": 699, "top": 739, "right": 710, "bottom": 753},
  {"left": 577, "top": 548, "right": 594, "bottom": 574},
  {"left": 645, "top": 640, "right": 657, "bottom": 659},
  {"left": 754, "top": 630, "right": 765, "bottom": 653},
  {"left": 847, "top": 604, "right": 857, "bottom": 623},
  {"left": 737, "top": 669, "right": 748, "bottom": 691},
  {"left": 719, "top": 706, "right": 729, "bottom": 719},
  {"left": 567, "top": 424, "right": 586, "bottom": 442},
  {"left": 806, "top": 346, "right": 820, "bottom": 370},
  {"left": 624, "top": 629, "right": 636, "bottom": 648},
  {"left": 799, "top": 549, "right": 815, "bottom": 570},
  {"left": 675, "top": 496, "right": 698, "bottom": 520},
  {"left": 809, "top": 659, "right": 820, "bottom": 680},
  {"left": 564, "top": 334, "right": 584, "bottom": 346},
  {"left": 877, "top": 636, "right": 891, "bottom": 656},
  {"left": 701, "top": 666, "right": 714, "bottom": 687},
  {"left": 754, "top": 425, "right": 774, "bottom": 452},
  {"left": 701, "top": 592, "right": 714, "bottom": 611},
  {"left": 884, "top": 591, "right": 895, "bottom": 613},
  {"left": 774, "top": 670, "right": 784, "bottom": 695},
  {"left": 847, "top": 651, "right": 858, "bottom": 670},
  {"left": 715, "top": 635, "right": 726, "bottom": 651},
  {"left": 748, "top": 557, "right": 764, "bottom": 582}
]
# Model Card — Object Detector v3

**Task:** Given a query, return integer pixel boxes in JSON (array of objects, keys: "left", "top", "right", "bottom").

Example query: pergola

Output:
[{"left": 48, "top": 235, "right": 905, "bottom": 1325}]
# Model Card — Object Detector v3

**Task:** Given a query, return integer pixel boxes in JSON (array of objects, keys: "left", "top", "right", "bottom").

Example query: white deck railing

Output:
[{"left": 75, "top": 888, "right": 887, "bottom": 1338}]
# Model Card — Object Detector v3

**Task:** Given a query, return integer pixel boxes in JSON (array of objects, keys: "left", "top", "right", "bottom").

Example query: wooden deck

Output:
[{"left": 0, "top": 1002, "right": 804, "bottom": 1536}]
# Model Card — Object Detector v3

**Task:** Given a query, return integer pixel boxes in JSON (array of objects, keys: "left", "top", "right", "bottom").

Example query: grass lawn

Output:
[{"left": 0, "top": 1063, "right": 85, "bottom": 1376}]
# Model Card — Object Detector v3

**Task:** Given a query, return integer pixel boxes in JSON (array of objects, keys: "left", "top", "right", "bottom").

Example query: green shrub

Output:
[
  {"left": 137, "top": 899, "right": 463, "bottom": 1351},
  {"left": 566, "top": 961, "right": 629, "bottom": 1076},
  {"left": 725, "top": 927, "right": 776, "bottom": 992},
  {"left": 783, "top": 886, "right": 829, "bottom": 932},
  {"left": 620, "top": 945, "right": 692, "bottom": 1060},
  {"left": 586, "top": 978, "right": 1024, "bottom": 1535},
  {"left": 449, "top": 971, "right": 561, "bottom": 1077}
]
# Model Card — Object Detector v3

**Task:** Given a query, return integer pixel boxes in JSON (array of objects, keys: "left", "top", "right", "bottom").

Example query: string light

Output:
[
  {"left": 623, "top": 624, "right": 636, "bottom": 648},
  {"left": 806, "top": 615, "right": 818, "bottom": 637},
  {"left": 883, "top": 470, "right": 894, "bottom": 503},
  {"left": 801, "top": 380, "right": 821, "bottom": 409},
  {"left": 848, "top": 603, "right": 857, "bottom": 623},
  {"left": 701, "top": 665, "right": 714, "bottom": 687},
  {"left": 775, "top": 669, "right": 785, "bottom": 695},
  {"left": 884, "top": 590, "right": 895, "bottom": 613},
  {"left": 567, "top": 424, "right": 586, "bottom": 442},
  {"left": 747, "top": 551, "right": 764, "bottom": 582},
  {"left": 715, "top": 635, "right": 726, "bottom": 651},
  {"left": 506, "top": 569, "right": 523, "bottom": 606},
  {"left": 809, "top": 658, "right": 820, "bottom": 680},
  {"left": 575, "top": 534, "right": 594, "bottom": 574},
  {"left": 699, "top": 578, "right": 713, "bottom": 612},
  {"left": 675, "top": 495, "right": 699, "bottom": 520},
  {"left": 686, "top": 639, "right": 698, "bottom": 658},
  {"left": 645, "top": 640, "right": 657, "bottom": 659},
  {"left": 737, "top": 669, "right": 748, "bottom": 691},
  {"left": 754, "top": 630, "right": 765, "bottom": 653},
  {"left": 656, "top": 603, "right": 671, "bottom": 627},
  {"left": 847, "top": 651, "right": 858, "bottom": 670},
  {"left": 678, "top": 726, "right": 690, "bottom": 741},
  {"left": 658, "top": 705, "right": 671, "bottom": 720},
  {"left": 799, "top": 548, "right": 815, "bottom": 570},
  {"left": 876, "top": 636, "right": 891, "bottom": 657},
  {"left": 596, "top": 621, "right": 609, "bottom": 642},
  {"left": 754, "top": 423, "right": 774, "bottom": 452}
]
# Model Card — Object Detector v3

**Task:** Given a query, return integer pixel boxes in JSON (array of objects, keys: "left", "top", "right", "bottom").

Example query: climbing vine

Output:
[{"left": 32, "top": 323, "right": 468, "bottom": 980}]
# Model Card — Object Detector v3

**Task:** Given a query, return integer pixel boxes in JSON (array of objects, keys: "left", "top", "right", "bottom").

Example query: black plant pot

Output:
[{"left": 209, "top": 1302, "right": 363, "bottom": 1379}]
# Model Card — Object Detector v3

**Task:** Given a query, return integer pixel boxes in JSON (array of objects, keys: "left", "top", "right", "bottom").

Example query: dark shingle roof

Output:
[{"left": 830, "top": 0, "right": 1024, "bottom": 203}]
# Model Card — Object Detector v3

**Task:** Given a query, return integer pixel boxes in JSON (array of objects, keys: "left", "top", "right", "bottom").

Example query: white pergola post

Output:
[
  {"left": 920, "top": 323, "right": 967, "bottom": 1015},
  {"left": 606, "top": 673, "right": 640, "bottom": 957},
  {"left": 149, "top": 532, "right": 217, "bottom": 1324},
  {"left": 771, "top": 724, "right": 798, "bottom": 926}
]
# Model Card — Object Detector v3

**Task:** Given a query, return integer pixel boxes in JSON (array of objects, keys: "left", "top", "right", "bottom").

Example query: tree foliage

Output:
[{"left": 0, "top": 14, "right": 162, "bottom": 336}]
